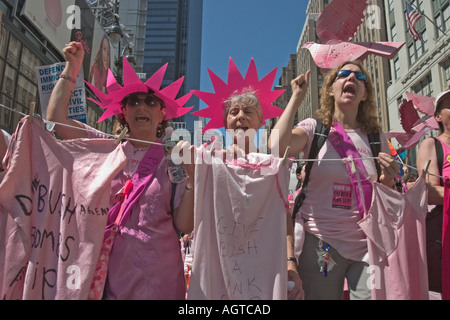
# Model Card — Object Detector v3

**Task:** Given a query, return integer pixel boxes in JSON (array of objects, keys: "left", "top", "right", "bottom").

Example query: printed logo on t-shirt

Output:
[{"left": 332, "top": 183, "right": 352, "bottom": 209}]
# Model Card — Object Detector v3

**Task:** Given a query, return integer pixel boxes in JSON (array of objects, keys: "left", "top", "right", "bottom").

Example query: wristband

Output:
[
  {"left": 287, "top": 257, "right": 297, "bottom": 263},
  {"left": 60, "top": 74, "right": 76, "bottom": 84}
]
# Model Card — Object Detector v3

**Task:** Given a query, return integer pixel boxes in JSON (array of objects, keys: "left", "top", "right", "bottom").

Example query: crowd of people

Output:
[{"left": 0, "top": 41, "right": 449, "bottom": 300}]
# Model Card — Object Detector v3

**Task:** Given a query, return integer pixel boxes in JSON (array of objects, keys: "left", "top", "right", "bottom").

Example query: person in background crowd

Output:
[{"left": 415, "top": 89, "right": 450, "bottom": 294}]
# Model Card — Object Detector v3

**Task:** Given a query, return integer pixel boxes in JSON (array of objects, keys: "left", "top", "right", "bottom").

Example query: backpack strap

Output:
[
  {"left": 368, "top": 132, "right": 381, "bottom": 181},
  {"left": 434, "top": 137, "right": 444, "bottom": 184},
  {"left": 292, "top": 118, "right": 330, "bottom": 221}
]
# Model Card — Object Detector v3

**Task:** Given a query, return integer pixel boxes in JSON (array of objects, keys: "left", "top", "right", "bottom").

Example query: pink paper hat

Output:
[
  {"left": 191, "top": 57, "right": 285, "bottom": 132},
  {"left": 86, "top": 56, "right": 194, "bottom": 123}
]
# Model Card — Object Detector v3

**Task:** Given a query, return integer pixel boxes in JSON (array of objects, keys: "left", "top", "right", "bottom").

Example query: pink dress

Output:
[{"left": 86, "top": 129, "right": 187, "bottom": 300}]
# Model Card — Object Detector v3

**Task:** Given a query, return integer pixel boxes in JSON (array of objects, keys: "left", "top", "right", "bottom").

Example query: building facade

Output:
[
  {"left": 384, "top": 0, "right": 450, "bottom": 138},
  {"left": 117, "top": 0, "right": 148, "bottom": 74},
  {"left": 143, "top": 0, "right": 203, "bottom": 135},
  {"left": 0, "top": 0, "right": 115, "bottom": 134},
  {"left": 290, "top": 0, "right": 392, "bottom": 133}
]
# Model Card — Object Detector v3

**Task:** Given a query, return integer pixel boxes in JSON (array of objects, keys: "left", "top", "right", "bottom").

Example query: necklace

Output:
[
  {"left": 133, "top": 146, "right": 149, "bottom": 155},
  {"left": 442, "top": 134, "right": 450, "bottom": 139}
]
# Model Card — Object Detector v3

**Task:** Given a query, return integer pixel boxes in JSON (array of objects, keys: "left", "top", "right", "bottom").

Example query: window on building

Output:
[
  {"left": 409, "top": 44, "right": 416, "bottom": 65},
  {"left": 408, "top": 31, "right": 428, "bottom": 65},
  {"left": 391, "top": 24, "right": 397, "bottom": 41},
  {"left": 443, "top": 59, "right": 450, "bottom": 89},
  {"left": 444, "top": 4, "right": 450, "bottom": 30},
  {"left": 394, "top": 56, "right": 400, "bottom": 79},
  {"left": 434, "top": 4, "right": 449, "bottom": 37},
  {"left": 413, "top": 74, "right": 433, "bottom": 97},
  {"left": 388, "top": 0, "right": 394, "bottom": 12}
]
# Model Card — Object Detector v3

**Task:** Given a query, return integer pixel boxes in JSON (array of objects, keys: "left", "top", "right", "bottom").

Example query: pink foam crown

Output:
[
  {"left": 86, "top": 56, "right": 193, "bottom": 123},
  {"left": 191, "top": 57, "right": 285, "bottom": 132}
]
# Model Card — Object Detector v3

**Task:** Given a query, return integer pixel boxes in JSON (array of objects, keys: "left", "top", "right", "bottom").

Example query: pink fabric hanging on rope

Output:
[
  {"left": 359, "top": 174, "right": 429, "bottom": 300},
  {"left": 0, "top": 117, "right": 127, "bottom": 300},
  {"left": 188, "top": 148, "right": 290, "bottom": 300}
]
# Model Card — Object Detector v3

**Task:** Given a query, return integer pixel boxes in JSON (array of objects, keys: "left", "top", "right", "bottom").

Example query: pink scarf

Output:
[
  {"left": 104, "top": 142, "right": 165, "bottom": 237},
  {"left": 328, "top": 121, "right": 373, "bottom": 219},
  {"left": 89, "top": 142, "right": 165, "bottom": 299}
]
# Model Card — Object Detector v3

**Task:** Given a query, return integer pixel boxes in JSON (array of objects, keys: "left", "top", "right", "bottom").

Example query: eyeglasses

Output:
[
  {"left": 335, "top": 70, "right": 368, "bottom": 82},
  {"left": 125, "top": 93, "right": 160, "bottom": 107}
]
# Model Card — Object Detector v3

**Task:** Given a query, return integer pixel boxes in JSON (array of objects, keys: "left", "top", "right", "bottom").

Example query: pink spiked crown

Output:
[
  {"left": 85, "top": 56, "right": 193, "bottom": 123},
  {"left": 191, "top": 57, "right": 285, "bottom": 133}
]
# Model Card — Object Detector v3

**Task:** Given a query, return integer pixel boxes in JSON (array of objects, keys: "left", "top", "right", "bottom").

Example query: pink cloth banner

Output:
[
  {"left": 188, "top": 149, "right": 289, "bottom": 300},
  {"left": 359, "top": 174, "right": 429, "bottom": 300},
  {"left": 0, "top": 117, "right": 127, "bottom": 299}
]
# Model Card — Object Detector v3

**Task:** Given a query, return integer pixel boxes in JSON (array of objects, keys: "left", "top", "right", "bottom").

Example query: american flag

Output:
[{"left": 406, "top": 2, "right": 423, "bottom": 41}]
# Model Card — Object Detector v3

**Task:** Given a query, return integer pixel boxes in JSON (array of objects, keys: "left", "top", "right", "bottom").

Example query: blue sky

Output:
[{"left": 199, "top": 0, "right": 308, "bottom": 94}]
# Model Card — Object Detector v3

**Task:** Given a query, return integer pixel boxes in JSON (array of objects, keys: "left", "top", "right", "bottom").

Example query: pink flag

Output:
[
  {"left": 405, "top": 92, "right": 436, "bottom": 116},
  {"left": 316, "top": 0, "right": 369, "bottom": 44},
  {"left": 303, "top": 41, "right": 405, "bottom": 71}
]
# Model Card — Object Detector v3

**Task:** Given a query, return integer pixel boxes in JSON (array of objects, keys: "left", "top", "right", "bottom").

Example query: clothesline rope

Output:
[
  {"left": 0, "top": 103, "right": 443, "bottom": 179},
  {"left": 0, "top": 104, "right": 165, "bottom": 147}
]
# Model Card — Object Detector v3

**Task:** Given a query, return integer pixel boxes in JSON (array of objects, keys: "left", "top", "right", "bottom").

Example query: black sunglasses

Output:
[
  {"left": 335, "top": 70, "right": 368, "bottom": 82},
  {"left": 124, "top": 93, "right": 160, "bottom": 107}
]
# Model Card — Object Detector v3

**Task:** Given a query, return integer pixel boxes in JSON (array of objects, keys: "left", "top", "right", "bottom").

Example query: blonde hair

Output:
[{"left": 315, "top": 61, "right": 381, "bottom": 134}]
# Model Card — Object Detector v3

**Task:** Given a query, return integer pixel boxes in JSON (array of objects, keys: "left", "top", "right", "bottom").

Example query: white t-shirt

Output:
[{"left": 295, "top": 118, "right": 390, "bottom": 261}]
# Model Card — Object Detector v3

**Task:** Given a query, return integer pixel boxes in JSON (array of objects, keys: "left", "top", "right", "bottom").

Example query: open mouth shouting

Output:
[
  {"left": 135, "top": 116, "right": 150, "bottom": 123},
  {"left": 343, "top": 83, "right": 356, "bottom": 97}
]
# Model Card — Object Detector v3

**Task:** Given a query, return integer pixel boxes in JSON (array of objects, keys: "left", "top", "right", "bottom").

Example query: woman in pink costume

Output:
[
  {"left": 270, "top": 61, "right": 399, "bottom": 300},
  {"left": 47, "top": 42, "right": 195, "bottom": 300},
  {"left": 415, "top": 89, "right": 450, "bottom": 296}
]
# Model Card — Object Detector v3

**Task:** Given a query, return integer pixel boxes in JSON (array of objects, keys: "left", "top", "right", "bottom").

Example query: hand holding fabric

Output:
[{"left": 378, "top": 152, "right": 400, "bottom": 186}]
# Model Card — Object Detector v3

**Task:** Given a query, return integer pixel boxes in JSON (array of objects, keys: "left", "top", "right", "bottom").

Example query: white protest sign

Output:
[{"left": 35, "top": 62, "right": 87, "bottom": 123}]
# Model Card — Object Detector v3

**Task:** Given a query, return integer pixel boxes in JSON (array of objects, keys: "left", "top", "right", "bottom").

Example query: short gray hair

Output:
[{"left": 223, "top": 89, "right": 263, "bottom": 126}]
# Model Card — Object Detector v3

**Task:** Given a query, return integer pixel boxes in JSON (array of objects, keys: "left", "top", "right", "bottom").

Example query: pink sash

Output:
[
  {"left": 443, "top": 179, "right": 450, "bottom": 300},
  {"left": 328, "top": 121, "right": 373, "bottom": 219},
  {"left": 88, "top": 142, "right": 165, "bottom": 300}
]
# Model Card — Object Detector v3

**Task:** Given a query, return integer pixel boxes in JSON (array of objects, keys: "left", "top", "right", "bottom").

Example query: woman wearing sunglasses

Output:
[
  {"left": 46, "top": 42, "right": 195, "bottom": 300},
  {"left": 270, "top": 61, "right": 398, "bottom": 300}
]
